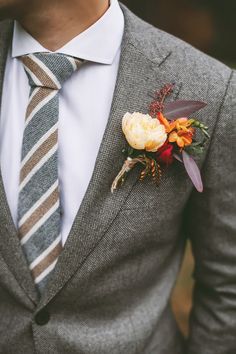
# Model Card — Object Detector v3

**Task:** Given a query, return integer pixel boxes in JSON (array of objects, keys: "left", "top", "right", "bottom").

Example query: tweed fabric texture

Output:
[
  {"left": 0, "top": 4, "right": 235, "bottom": 354},
  {"left": 17, "top": 53, "right": 83, "bottom": 293}
]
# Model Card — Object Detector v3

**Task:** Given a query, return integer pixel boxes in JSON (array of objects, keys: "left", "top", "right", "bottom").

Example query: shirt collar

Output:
[{"left": 12, "top": 0, "right": 124, "bottom": 65}]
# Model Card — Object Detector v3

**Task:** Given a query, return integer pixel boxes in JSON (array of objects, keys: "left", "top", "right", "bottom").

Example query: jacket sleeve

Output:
[{"left": 184, "top": 70, "right": 236, "bottom": 354}]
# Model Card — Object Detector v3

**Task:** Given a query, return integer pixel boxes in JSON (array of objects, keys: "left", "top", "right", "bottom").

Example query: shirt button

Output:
[{"left": 34, "top": 309, "right": 50, "bottom": 326}]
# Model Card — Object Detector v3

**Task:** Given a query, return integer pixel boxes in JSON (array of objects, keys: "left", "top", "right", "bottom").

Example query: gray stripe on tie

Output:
[
  {"left": 21, "top": 95, "right": 58, "bottom": 160},
  {"left": 21, "top": 209, "right": 61, "bottom": 264},
  {"left": 18, "top": 152, "right": 58, "bottom": 220}
]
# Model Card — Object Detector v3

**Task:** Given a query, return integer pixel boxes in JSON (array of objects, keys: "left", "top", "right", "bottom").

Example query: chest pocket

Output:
[{"left": 121, "top": 163, "right": 188, "bottom": 211}]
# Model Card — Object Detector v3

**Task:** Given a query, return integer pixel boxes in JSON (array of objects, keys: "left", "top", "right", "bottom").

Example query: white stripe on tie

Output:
[
  {"left": 29, "top": 235, "right": 61, "bottom": 270},
  {"left": 67, "top": 57, "right": 77, "bottom": 71},
  {"left": 23, "top": 66, "right": 43, "bottom": 87},
  {"left": 26, "top": 89, "right": 57, "bottom": 125},
  {"left": 29, "top": 87, "right": 40, "bottom": 102},
  {"left": 19, "top": 180, "right": 58, "bottom": 227},
  {"left": 34, "top": 259, "right": 58, "bottom": 284},
  {"left": 20, "top": 200, "right": 60, "bottom": 246},
  {"left": 21, "top": 123, "right": 58, "bottom": 168},
  {"left": 19, "top": 144, "right": 58, "bottom": 191},
  {"left": 29, "top": 54, "right": 62, "bottom": 89}
]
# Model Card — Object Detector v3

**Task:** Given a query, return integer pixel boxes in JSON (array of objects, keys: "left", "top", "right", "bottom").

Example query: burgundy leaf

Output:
[
  {"left": 182, "top": 151, "right": 203, "bottom": 192},
  {"left": 164, "top": 100, "right": 207, "bottom": 119}
]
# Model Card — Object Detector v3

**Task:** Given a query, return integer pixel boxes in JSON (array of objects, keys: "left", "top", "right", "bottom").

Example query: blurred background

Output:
[
  {"left": 123, "top": 0, "right": 236, "bottom": 65},
  {"left": 123, "top": 0, "right": 236, "bottom": 337}
]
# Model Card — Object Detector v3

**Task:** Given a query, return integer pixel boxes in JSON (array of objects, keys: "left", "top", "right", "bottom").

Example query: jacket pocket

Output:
[{"left": 121, "top": 165, "right": 186, "bottom": 211}]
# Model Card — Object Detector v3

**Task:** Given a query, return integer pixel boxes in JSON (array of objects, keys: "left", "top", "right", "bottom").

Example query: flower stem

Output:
[{"left": 111, "top": 157, "right": 146, "bottom": 193}]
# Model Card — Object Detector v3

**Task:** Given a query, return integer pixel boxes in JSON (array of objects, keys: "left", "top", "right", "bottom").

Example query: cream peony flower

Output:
[{"left": 122, "top": 112, "right": 167, "bottom": 152}]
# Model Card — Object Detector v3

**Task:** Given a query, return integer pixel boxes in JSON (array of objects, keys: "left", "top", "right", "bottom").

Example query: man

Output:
[{"left": 0, "top": 0, "right": 235, "bottom": 353}]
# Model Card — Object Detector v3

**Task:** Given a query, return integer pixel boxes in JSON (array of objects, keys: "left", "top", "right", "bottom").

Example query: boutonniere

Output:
[{"left": 111, "top": 83, "right": 210, "bottom": 193}]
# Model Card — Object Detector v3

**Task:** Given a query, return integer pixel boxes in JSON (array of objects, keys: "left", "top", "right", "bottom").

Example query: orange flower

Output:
[
  {"left": 169, "top": 128, "right": 195, "bottom": 148},
  {"left": 157, "top": 112, "right": 175, "bottom": 133},
  {"left": 157, "top": 112, "right": 195, "bottom": 147},
  {"left": 174, "top": 117, "right": 193, "bottom": 132},
  {"left": 157, "top": 113, "right": 193, "bottom": 133},
  {"left": 157, "top": 112, "right": 170, "bottom": 133}
]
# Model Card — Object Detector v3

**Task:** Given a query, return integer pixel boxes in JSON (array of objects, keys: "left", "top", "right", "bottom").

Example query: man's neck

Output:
[{"left": 17, "top": 0, "right": 110, "bottom": 51}]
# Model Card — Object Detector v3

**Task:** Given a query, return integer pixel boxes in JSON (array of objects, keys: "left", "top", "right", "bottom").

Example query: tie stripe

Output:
[
  {"left": 29, "top": 87, "right": 40, "bottom": 101},
  {"left": 26, "top": 88, "right": 54, "bottom": 120},
  {"left": 20, "top": 201, "right": 60, "bottom": 245},
  {"left": 21, "top": 124, "right": 58, "bottom": 168},
  {"left": 31, "top": 241, "right": 62, "bottom": 281},
  {"left": 19, "top": 143, "right": 58, "bottom": 191},
  {"left": 19, "top": 181, "right": 58, "bottom": 227},
  {"left": 29, "top": 54, "right": 62, "bottom": 88},
  {"left": 18, "top": 187, "right": 59, "bottom": 239},
  {"left": 20, "top": 129, "right": 58, "bottom": 183},
  {"left": 29, "top": 235, "right": 61, "bottom": 270},
  {"left": 26, "top": 89, "right": 57, "bottom": 125},
  {"left": 21, "top": 55, "right": 59, "bottom": 89},
  {"left": 18, "top": 53, "right": 83, "bottom": 293},
  {"left": 34, "top": 259, "right": 58, "bottom": 285}
]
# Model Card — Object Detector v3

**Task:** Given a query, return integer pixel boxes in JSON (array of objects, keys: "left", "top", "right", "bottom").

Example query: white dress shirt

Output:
[{"left": 0, "top": 0, "right": 124, "bottom": 246}]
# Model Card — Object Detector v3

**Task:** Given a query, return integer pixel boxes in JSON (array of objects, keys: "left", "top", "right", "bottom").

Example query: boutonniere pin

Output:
[{"left": 111, "top": 83, "right": 210, "bottom": 193}]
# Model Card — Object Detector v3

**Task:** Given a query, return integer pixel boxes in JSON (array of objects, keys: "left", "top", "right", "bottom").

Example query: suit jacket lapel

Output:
[
  {"left": 0, "top": 20, "right": 13, "bottom": 108},
  {"left": 38, "top": 6, "right": 181, "bottom": 308},
  {"left": 0, "top": 20, "right": 39, "bottom": 305}
]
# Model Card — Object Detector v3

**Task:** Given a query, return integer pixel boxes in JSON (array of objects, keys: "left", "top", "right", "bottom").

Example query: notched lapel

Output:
[
  {"left": 0, "top": 20, "right": 13, "bottom": 110},
  {"left": 38, "top": 10, "right": 182, "bottom": 308}
]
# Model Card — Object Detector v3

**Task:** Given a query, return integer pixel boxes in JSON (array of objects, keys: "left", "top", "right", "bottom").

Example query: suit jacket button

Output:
[{"left": 34, "top": 309, "right": 50, "bottom": 326}]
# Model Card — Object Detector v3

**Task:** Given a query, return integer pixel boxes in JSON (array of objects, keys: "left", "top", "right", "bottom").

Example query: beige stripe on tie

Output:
[
  {"left": 26, "top": 88, "right": 53, "bottom": 119},
  {"left": 31, "top": 242, "right": 62, "bottom": 280},
  {"left": 18, "top": 187, "right": 59, "bottom": 240},
  {"left": 20, "top": 129, "right": 58, "bottom": 183},
  {"left": 21, "top": 56, "right": 58, "bottom": 89}
]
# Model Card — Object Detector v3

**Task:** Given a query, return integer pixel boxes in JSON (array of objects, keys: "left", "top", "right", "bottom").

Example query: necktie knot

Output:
[{"left": 20, "top": 53, "right": 83, "bottom": 90}]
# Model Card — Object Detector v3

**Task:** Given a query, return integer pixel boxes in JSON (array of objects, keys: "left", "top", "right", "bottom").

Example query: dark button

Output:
[{"left": 34, "top": 309, "right": 50, "bottom": 326}]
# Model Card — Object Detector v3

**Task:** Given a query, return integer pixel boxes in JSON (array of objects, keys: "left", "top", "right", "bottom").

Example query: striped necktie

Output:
[{"left": 17, "top": 53, "right": 83, "bottom": 294}]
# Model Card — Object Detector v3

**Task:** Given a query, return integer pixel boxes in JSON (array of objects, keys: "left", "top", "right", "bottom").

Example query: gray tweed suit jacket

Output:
[{"left": 0, "top": 4, "right": 235, "bottom": 354}]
